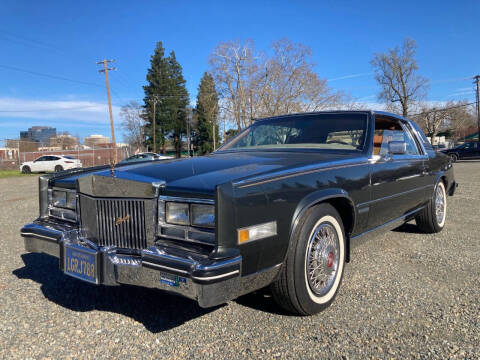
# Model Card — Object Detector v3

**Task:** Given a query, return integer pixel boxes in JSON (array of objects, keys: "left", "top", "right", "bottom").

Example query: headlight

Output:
[
  {"left": 166, "top": 202, "right": 189, "bottom": 225},
  {"left": 52, "top": 190, "right": 76, "bottom": 210},
  {"left": 48, "top": 189, "right": 77, "bottom": 223},
  {"left": 191, "top": 204, "right": 215, "bottom": 228}
]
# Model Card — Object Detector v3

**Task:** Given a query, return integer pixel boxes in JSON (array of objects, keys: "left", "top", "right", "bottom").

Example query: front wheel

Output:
[
  {"left": 270, "top": 203, "right": 345, "bottom": 315},
  {"left": 21, "top": 166, "right": 31, "bottom": 174},
  {"left": 450, "top": 154, "right": 458, "bottom": 163},
  {"left": 54, "top": 165, "right": 63, "bottom": 172},
  {"left": 416, "top": 180, "right": 447, "bottom": 233}
]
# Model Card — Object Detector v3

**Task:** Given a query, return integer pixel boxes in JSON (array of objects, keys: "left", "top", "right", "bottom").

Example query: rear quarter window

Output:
[{"left": 409, "top": 121, "right": 433, "bottom": 151}]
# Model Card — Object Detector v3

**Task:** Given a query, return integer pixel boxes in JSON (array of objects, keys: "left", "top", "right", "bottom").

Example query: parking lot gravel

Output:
[{"left": 1, "top": 162, "right": 479, "bottom": 359}]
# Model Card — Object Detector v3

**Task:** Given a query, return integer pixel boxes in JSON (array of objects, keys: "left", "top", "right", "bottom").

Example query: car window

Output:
[
  {"left": 409, "top": 121, "right": 433, "bottom": 151},
  {"left": 222, "top": 113, "right": 368, "bottom": 151},
  {"left": 374, "top": 117, "right": 420, "bottom": 156},
  {"left": 35, "top": 156, "right": 47, "bottom": 161}
]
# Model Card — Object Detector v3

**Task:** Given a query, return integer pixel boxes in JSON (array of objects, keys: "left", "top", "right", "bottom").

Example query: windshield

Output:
[{"left": 221, "top": 113, "right": 368, "bottom": 152}]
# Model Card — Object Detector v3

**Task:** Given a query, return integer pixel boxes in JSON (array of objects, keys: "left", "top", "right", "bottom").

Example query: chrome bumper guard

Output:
[{"left": 21, "top": 221, "right": 242, "bottom": 308}]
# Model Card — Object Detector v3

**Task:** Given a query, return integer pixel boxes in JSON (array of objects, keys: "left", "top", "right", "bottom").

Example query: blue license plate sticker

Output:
[
  {"left": 64, "top": 245, "right": 98, "bottom": 284},
  {"left": 159, "top": 272, "right": 187, "bottom": 287}
]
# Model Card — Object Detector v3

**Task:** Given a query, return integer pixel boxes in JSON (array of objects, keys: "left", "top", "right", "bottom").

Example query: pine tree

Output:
[
  {"left": 194, "top": 72, "right": 219, "bottom": 155},
  {"left": 143, "top": 42, "right": 189, "bottom": 157},
  {"left": 167, "top": 51, "right": 189, "bottom": 157}
]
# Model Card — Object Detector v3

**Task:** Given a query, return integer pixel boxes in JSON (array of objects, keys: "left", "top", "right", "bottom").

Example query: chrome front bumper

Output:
[{"left": 21, "top": 221, "right": 242, "bottom": 308}]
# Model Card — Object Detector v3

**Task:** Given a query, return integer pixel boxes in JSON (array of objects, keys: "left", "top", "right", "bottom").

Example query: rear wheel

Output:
[
  {"left": 21, "top": 166, "right": 31, "bottom": 174},
  {"left": 54, "top": 165, "right": 63, "bottom": 172},
  {"left": 416, "top": 180, "right": 447, "bottom": 233},
  {"left": 270, "top": 203, "right": 345, "bottom": 315}
]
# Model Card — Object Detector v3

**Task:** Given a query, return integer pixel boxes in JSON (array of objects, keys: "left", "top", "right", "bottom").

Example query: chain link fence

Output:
[{"left": 0, "top": 139, "right": 134, "bottom": 170}]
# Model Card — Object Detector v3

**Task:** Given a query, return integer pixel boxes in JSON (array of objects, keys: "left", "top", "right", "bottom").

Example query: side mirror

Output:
[{"left": 388, "top": 141, "right": 407, "bottom": 155}]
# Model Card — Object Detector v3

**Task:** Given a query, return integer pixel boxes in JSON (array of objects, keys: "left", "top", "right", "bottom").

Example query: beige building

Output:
[
  {"left": 49, "top": 134, "right": 78, "bottom": 150},
  {"left": 84, "top": 134, "right": 110, "bottom": 148}
]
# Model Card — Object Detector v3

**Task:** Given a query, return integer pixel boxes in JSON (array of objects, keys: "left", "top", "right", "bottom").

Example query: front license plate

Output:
[
  {"left": 159, "top": 271, "right": 187, "bottom": 287},
  {"left": 64, "top": 244, "right": 98, "bottom": 284}
]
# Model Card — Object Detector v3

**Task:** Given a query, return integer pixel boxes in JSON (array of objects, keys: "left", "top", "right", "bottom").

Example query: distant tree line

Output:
[{"left": 120, "top": 37, "right": 476, "bottom": 157}]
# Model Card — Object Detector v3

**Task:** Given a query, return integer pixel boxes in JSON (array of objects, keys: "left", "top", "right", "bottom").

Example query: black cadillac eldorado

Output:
[{"left": 21, "top": 111, "right": 457, "bottom": 315}]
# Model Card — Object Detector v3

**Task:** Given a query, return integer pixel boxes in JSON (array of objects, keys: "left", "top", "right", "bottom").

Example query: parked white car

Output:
[{"left": 20, "top": 155, "right": 82, "bottom": 173}]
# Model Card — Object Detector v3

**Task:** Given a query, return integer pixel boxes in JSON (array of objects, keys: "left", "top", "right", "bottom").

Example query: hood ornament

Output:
[{"left": 115, "top": 214, "right": 130, "bottom": 226}]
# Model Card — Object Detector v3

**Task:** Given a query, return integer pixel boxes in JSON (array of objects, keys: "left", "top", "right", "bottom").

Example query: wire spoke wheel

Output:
[
  {"left": 306, "top": 222, "right": 340, "bottom": 297},
  {"left": 435, "top": 183, "right": 446, "bottom": 225}
]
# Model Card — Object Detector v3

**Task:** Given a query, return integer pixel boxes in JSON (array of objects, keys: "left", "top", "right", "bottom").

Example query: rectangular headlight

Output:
[
  {"left": 51, "top": 190, "right": 76, "bottom": 210},
  {"left": 238, "top": 221, "right": 277, "bottom": 244},
  {"left": 166, "top": 202, "right": 189, "bottom": 226},
  {"left": 191, "top": 204, "right": 215, "bottom": 228},
  {"left": 52, "top": 190, "right": 66, "bottom": 208}
]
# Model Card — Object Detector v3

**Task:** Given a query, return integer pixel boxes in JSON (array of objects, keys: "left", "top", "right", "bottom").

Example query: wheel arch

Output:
[{"left": 289, "top": 188, "right": 356, "bottom": 263}]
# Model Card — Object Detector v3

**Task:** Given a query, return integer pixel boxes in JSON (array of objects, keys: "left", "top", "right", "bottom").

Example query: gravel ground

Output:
[{"left": 1, "top": 163, "right": 479, "bottom": 359}]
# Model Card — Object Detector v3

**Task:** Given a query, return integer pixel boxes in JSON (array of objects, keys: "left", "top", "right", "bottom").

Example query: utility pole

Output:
[
  {"left": 97, "top": 59, "right": 117, "bottom": 162},
  {"left": 187, "top": 108, "right": 191, "bottom": 157},
  {"left": 152, "top": 98, "right": 157, "bottom": 153},
  {"left": 150, "top": 96, "right": 161, "bottom": 153},
  {"left": 212, "top": 119, "right": 216, "bottom": 151},
  {"left": 474, "top": 75, "right": 480, "bottom": 141}
]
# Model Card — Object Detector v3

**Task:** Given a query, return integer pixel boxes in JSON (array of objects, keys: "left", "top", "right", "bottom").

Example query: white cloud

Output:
[
  {"left": 0, "top": 97, "right": 121, "bottom": 124},
  {"left": 328, "top": 72, "right": 373, "bottom": 82}
]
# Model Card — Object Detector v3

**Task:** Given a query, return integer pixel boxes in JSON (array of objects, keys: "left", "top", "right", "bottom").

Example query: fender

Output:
[{"left": 288, "top": 188, "right": 356, "bottom": 263}]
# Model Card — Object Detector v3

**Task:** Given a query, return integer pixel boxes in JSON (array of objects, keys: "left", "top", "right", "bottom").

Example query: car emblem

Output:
[{"left": 115, "top": 214, "right": 130, "bottom": 226}]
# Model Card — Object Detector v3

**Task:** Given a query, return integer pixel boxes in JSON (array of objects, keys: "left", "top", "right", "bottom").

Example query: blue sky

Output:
[{"left": 0, "top": 0, "right": 478, "bottom": 142}]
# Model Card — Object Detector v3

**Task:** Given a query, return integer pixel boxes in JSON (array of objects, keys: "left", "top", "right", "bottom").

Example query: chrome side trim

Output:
[
  {"left": 356, "top": 184, "right": 433, "bottom": 207},
  {"left": 191, "top": 270, "right": 240, "bottom": 281},
  {"left": 351, "top": 206, "right": 424, "bottom": 241},
  {"left": 195, "top": 256, "right": 241, "bottom": 271},
  {"left": 159, "top": 196, "right": 214, "bottom": 204},
  {"left": 142, "top": 261, "right": 190, "bottom": 275},
  {"left": 20, "top": 232, "right": 57, "bottom": 242},
  {"left": 234, "top": 158, "right": 367, "bottom": 189}
]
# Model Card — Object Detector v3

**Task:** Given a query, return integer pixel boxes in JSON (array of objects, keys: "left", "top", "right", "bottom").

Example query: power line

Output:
[
  {"left": 0, "top": 105, "right": 101, "bottom": 113},
  {"left": 411, "top": 101, "right": 476, "bottom": 116},
  {"left": 0, "top": 30, "right": 65, "bottom": 54},
  {"left": 0, "top": 64, "right": 103, "bottom": 87}
]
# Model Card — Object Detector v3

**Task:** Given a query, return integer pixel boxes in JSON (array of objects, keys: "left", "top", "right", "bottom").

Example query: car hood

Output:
[{"left": 53, "top": 151, "right": 363, "bottom": 196}]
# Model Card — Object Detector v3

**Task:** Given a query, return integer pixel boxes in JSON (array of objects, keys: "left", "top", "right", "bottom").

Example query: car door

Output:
[
  {"left": 42, "top": 156, "right": 57, "bottom": 171},
  {"left": 48, "top": 156, "right": 61, "bottom": 171},
  {"left": 474, "top": 143, "right": 480, "bottom": 159},
  {"left": 459, "top": 142, "right": 475, "bottom": 159},
  {"left": 31, "top": 156, "right": 47, "bottom": 172},
  {"left": 368, "top": 116, "right": 428, "bottom": 229}
]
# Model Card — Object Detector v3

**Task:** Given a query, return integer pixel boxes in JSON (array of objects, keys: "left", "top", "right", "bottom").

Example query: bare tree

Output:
[
  {"left": 256, "top": 38, "right": 343, "bottom": 116},
  {"left": 209, "top": 39, "right": 259, "bottom": 130},
  {"left": 414, "top": 103, "right": 450, "bottom": 143},
  {"left": 447, "top": 102, "right": 476, "bottom": 140},
  {"left": 414, "top": 101, "right": 476, "bottom": 143},
  {"left": 371, "top": 38, "right": 429, "bottom": 117},
  {"left": 120, "top": 101, "right": 146, "bottom": 152},
  {"left": 209, "top": 38, "right": 344, "bottom": 130}
]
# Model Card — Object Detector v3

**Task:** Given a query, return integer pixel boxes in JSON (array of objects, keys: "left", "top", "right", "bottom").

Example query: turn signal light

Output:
[{"left": 237, "top": 221, "right": 277, "bottom": 244}]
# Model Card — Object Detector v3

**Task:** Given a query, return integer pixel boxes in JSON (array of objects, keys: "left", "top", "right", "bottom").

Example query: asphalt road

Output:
[{"left": 1, "top": 163, "right": 479, "bottom": 359}]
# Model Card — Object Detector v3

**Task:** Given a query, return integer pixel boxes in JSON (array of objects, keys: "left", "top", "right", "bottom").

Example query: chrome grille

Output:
[{"left": 80, "top": 195, "right": 147, "bottom": 249}]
